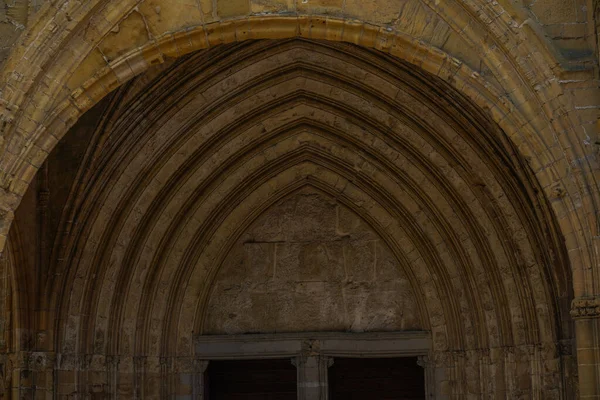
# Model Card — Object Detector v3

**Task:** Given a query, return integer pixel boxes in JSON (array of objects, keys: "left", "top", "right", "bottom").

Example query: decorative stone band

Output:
[
  {"left": 571, "top": 296, "right": 600, "bottom": 319},
  {"left": 194, "top": 331, "right": 431, "bottom": 360}
]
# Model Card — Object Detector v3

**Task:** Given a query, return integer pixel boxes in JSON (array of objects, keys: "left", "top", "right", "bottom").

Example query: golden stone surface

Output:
[{"left": 0, "top": 0, "right": 597, "bottom": 397}]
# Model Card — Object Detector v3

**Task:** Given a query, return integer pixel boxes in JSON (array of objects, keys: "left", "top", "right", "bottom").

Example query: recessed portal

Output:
[
  {"left": 8, "top": 34, "right": 575, "bottom": 398},
  {"left": 197, "top": 333, "right": 431, "bottom": 399}
]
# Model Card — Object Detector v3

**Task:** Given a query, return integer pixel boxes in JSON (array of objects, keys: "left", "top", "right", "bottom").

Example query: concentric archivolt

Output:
[{"left": 40, "top": 39, "right": 572, "bottom": 396}]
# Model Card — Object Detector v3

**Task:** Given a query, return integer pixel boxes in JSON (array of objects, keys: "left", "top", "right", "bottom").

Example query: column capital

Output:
[
  {"left": 416, "top": 354, "right": 433, "bottom": 368},
  {"left": 571, "top": 296, "right": 600, "bottom": 319},
  {"left": 193, "top": 359, "right": 209, "bottom": 373},
  {"left": 292, "top": 354, "right": 333, "bottom": 368}
]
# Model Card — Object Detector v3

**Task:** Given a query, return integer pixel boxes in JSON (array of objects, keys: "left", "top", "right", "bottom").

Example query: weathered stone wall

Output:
[
  {"left": 0, "top": 0, "right": 597, "bottom": 397},
  {"left": 0, "top": 0, "right": 44, "bottom": 68},
  {"left": 1, "top": 0, "right": 596, "bottom": 71},
  {"left": 0, "top": 39, "right": 576, "bottom": 397},
  {"left": 205, "top": 188, "right": 421, "bottom": 334}
]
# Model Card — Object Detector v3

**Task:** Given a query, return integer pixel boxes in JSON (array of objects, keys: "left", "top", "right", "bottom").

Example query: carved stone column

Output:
[
  {"left": 292, "top": 340, "right": 333, "bottom": 400},
  {"left": 292, "top": 355, "right": 333, "bottom": 400},
  {"left": 193, "top": 359, "right": 209, "bottom": 400},
  {"left": 106, "top": 355, "right": 120, "bottom": 400},
  {"left": 417, "top": 355, "right": 436, "bottom": 399},
  {"left": 159, "top": 356, "right": 170, "bottom": 399},
  {"left": 420, "top": 353, "right": 449, "bottom": 399},
  {"left": 133, "top": 356, "right": 146, "bottom": 399},
  {"left": 571, "top": 296, "right": 600, "bottom": 397}
]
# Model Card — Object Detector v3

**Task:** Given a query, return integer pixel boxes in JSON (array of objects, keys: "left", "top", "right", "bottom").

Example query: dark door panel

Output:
[
  {"left": 207, "top": 359, "right": 297, "bottom": 400},
  {"left": 328, "top": 357, "right": 425, "bottom": 400}
]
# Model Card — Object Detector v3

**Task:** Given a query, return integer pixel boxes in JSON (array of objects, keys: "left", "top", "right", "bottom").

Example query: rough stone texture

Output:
[
  {"left": 0, "top": 0, "right": 596, "bottom": 397},
  {"left": 0, "top": 0, "right": 44, "bottom": 70},
  {"left": 0, "top": 39, "right": 578, "bottom": 397},
  {"left": 0, "top": 0, "right": 594, "bottom": 72},
  {"left": 205, "top": 188, "right": 421, "bottom": 334}
]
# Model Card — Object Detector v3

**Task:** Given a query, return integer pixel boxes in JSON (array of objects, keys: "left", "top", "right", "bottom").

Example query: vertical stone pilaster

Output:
[
  {"left": 571, "top": 296, "right": 600, "bottom": 397},
  {"left": 450, "top": 350, "right": 466, "bottom": 399},
  {"left": 192, "top": 359, "right": 209, "bottom": 400},
  {"left": 476, "top": 349, "right": 490, "bottom": 398},
  {"left": 159, "top": 356, "right": 170, "bottom": 399},
  {"left": 422, "top": 353, "right": 449, "bottom": 399},
  {"left": 293, "top": 355, "right": 333, "bottom": 400},
  {"left": 15, "top": 351, "right": 31, "bottom": 398},
  {"left": 133, "top": 356, "right": 146, "bottom": 399},
  {"left": 107, "top": 355, "right": 120, "bottom": 400},
  {"left": 36, "top": 165, "right": 49, "bottom": 358},
  {"left": 528, "top": 344, "right": 543, "bottom": 400},
  {"left": 78, "top": 353, "right": 92, "bottom": 395},
  {"left": 504, "top": 346, "right": 516, "bottom": 396},
  {"left": 489, "top": 347, "right": 506, "bottom": 398},
  {"left": 292, "top": 340, "right": 333, "bottom": 400},
  {"left": 417, "top": 355, "right": 435, "bottom": 399},
  {"left": 558, "top": 338, "right": 578, "bottom": 400}
]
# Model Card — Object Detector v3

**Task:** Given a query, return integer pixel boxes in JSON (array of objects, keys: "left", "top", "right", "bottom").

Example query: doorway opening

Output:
[
  {"left": 328, "top": 357, "right": 425, "bottom": 400},
  {"left": 206, "top": 358, "right": 297, "bottom": 400}
]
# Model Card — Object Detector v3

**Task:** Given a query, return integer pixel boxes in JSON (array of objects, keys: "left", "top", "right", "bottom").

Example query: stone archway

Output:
[
  {"left": 0, "top": 0, "right": 597, "bottom": 397},
  {"left": 0, "top": 38, "right": 570, "bottom": 398},
  {"left": 0, "top": 8, "right": 594, "bottom": 301}
]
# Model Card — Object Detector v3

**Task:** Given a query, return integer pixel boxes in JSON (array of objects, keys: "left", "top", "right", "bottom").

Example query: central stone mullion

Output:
[{"left": 293, "top": 352, "right": 333, "bottom": 400}]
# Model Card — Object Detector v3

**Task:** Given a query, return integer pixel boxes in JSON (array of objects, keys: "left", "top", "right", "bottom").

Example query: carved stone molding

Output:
[
  {"left": 106, "top": 355, "right": 120, "bottom": 366},
  {"left": 417, "top": 354, "right": 435, "bottom": 368},
  {"left": 558, "top": 339, "right": 573, "bottom": 356},
  {"left": 571, "top": 296, "right": 600, "bottom": 319},
  {"left": 78, "top": 354, "right": 92, "bottom": 370},
  {"left": 133, "top": 355, "right": 146, "bottom": 368},
  {"left": 194, "top": 331, "right": 430, "bottom": 359},
  {"left": 193, "top": 358, "right": 209, "bottom": 374}
]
